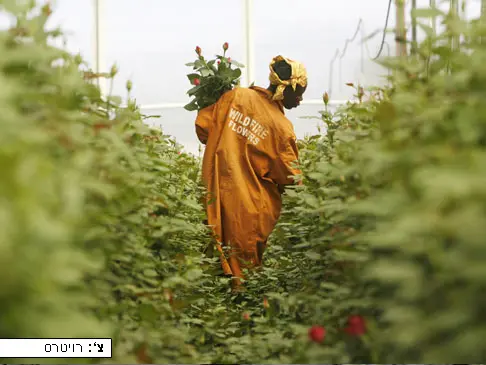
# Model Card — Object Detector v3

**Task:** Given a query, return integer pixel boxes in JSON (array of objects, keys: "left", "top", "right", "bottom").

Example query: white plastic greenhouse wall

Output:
[{"left": 1, "top": 0, "right": 483, "bottom": 153}]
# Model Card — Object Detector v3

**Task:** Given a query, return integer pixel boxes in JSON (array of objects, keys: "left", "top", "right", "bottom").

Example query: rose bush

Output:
[
  {"left": 2, "top": 1, "right": 485, "bottom": 364},
  {"left": 0, "top": 1, "right": 211, "bottom": 363}
]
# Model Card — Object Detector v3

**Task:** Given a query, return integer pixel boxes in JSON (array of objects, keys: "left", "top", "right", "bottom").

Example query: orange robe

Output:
[{"left": 195, "top": 86, "right": 301, "bottom": 282}]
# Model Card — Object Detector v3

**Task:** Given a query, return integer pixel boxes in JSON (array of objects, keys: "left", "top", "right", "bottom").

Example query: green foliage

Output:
[
  {"left": 352, "top": 8, "right": 486, "bottom": 362},
  {"left": 189, "top": 3, "right": 486, "bottom": 362},
  {"left": 0, "top": 1, "right": 211, "bottom": 363},
  {"left": 2, "top": 1, "right": 485, "bottom": 364},
  {"left": 276, "top": 4, "right": 486, "bottom": 362},
  {"left": 184, "top": 43, "right": 244, "bottom": 111}
]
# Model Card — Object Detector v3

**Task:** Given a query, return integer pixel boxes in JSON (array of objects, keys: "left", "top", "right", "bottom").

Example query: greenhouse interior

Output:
[
  {"left": 31, "top": 0, "right": 484, "bottom": 153},
  {"left": 1, "top": 0, "right": 486, "bottom": 363}
]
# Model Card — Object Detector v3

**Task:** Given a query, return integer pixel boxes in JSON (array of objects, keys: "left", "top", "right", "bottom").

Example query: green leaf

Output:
[
  {"left": 187, "top": 73, "right": 200, "bottom": 83},
  {"left": 229, "top": 59, "right": 245, "bottom": 68},
  {"left": 200, "top": 68, "right": 213, "bottom": 77},
  {"left": 184, "top": 99, "right": 198, "bottom": 111},
  {"left": 107, "top": 95, "right": 122, "bottom": 105},
  {"left": 185, "top": 268, "right": 203, "bottom": 281},
  {"left": 411, "top": 7, "right": 443, "bottom": 19},
  {"left": 417, "top": 22, "right": 434, "bottom": 38},
  {"left": 187, "top": 84, "right": 202, "bottom": 96},
  {"left": 139, "top": 303, "right": 159, "bottom": 322},
  {"left": 232, "top": 68, "right": 242, "bottom": 79},
  {"left": 305, "top": 251, "right": 322, "bottom": 260}
]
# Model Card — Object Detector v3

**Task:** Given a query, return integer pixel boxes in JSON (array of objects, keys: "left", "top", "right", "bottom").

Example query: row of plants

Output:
[
  {"left": 1, "top": 0, "right": 485, "bottom": 363},
  {"left": 0, "top": 1, "right": 213, "bottom": 363},
  {"left": 177, "top": 3, "right": 486, "bottom": 363},
  {"left": 260, "top": 4, "right": 486, "bottom": 362}
]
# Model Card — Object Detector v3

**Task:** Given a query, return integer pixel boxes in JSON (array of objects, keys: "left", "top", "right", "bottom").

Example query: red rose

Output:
[
  {"left": 308, "top": 325, "right": 326, "bottom": 343},
  {"left": 344, "top": 315, "right": 366, "bottom": 336},
  {"left": 135, "top": 343, "right": 152, "bottom": 364},
  {"left": 263, "top": 297, "right": 269, "bottom": 309},
  {"left": 163, "top": 289, "right": 173, "bottom": 305},
  {"left": 93, "top": 123, "right": 110, "bottom": 131},
  {"left": 223, "top": 42, "right": 229, "bottom": 51},
  {"left": 193, "top": 78, "right": 200, "bottom": 86},
  {"left": 195, "top": 46, "right": 202, "bottom": 55}
]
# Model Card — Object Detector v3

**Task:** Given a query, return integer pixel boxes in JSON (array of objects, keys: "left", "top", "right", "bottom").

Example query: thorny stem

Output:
[{"left": 107, "top": 77, "right": 114, "bottom": 115}]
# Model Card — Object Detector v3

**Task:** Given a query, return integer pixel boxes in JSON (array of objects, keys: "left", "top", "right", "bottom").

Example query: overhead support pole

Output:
[
  {"left": 411, "top": 0, "right": 418, "bottom": 54},
  {"left": 93, "top": 0, "right": 107, "bottom": 96},
  {"left": 242, "top": 0, "right": 255, "bottom": 87},
  {"left": 430, "top": 0, "right": 437, "bottom": 36},
  {"left": 395, "top": 0, "right": 407, "bottom": 57}
]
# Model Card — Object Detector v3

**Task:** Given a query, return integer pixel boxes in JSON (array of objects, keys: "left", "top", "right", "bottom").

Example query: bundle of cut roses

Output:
[{"left": 184, "top": 42, "right": 244, "bottom": 111}]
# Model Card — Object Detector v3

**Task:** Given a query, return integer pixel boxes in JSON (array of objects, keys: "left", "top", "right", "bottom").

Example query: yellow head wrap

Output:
[{"left": 269, "top": 55, "right": 308, "bottom": 101}]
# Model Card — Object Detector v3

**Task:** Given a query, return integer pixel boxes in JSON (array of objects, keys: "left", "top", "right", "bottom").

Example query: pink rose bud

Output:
[
  {"left": 194, "top": 78, "right": 200, "bottom": 86},
  {"left": 323, "top": 92, "right": 329, "bottom": 105},
  {"left": 42, "top": 3, "right": 52, "bottom": 16},
  {"left": 227, "top": 57, "right": 231, "bottom": 63},
  {"left": 195, "top": 46, "right": 202, "bottom": 55},
  {"left": 223, "top": 42, "right": 229, "bottom": 51}
]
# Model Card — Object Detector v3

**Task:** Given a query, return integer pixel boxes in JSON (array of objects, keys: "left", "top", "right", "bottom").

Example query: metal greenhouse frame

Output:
[{"left": 92, "top": 0, "right": 345, "bottom": 110}]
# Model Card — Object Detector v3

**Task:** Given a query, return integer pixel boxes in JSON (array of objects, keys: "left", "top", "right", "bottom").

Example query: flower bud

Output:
[
  {"left": 163, "top": 289, "right": 173, "bottom": 305},
  {"left": 227, "top": 57, "right": 231, "bottom": 63},
  {"left": 344, "top": 315, "right": 366, "bottom": 336},
  {"left": 358, "top": 86, "right": 364, "bottom": 100},
  {"left": 242, "top": 312, "right": 250, "bottom": 321},
  {"left": 323, "top": 92, "right": 329, "bottom": 105},
  {"left": 195, "top": 46, "right": 202, "bottom": 55},
  {"left": 223, "top": 42, "right": 229, "bottom": 51},
  {"left": 126, "top": 80, "right": 133, "bottom": 92},
  {"left": 110, "top": 63, "right": 118, "bottom": 77},
  {"left": 308, "top": 325, "right": 326, "bottom": 343},
  {"left": 41, "top": 3, "right": 52, "bottom": 16},
  {"left": 73, "top": 53, "right": 83, "bottom": 65},
  {"left": 193, "top": 78, "right": 200, "bottom": 86},
  {"left": 263, "top": 297, "right": 269, "bottom": 309}
]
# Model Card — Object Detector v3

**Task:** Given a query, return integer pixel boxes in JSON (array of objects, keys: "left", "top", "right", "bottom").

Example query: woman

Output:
[{"left": 195, "top": 55, "right": 307, "bottom": 288}]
